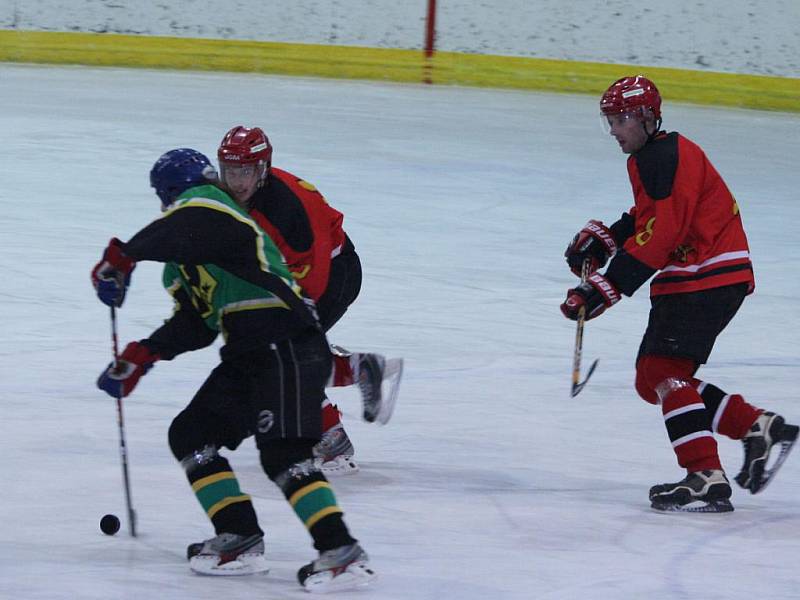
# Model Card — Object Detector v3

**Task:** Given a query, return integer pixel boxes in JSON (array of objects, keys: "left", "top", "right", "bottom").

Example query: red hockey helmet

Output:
[
  {"left": 217, "top": 126, "right": 272, "bottom": 200},
  {"left": 217, "top": 126, "right": 273, "bottom": 167},
  {"left": 600, "top": 76, "right": 662, "bottom": 120}
]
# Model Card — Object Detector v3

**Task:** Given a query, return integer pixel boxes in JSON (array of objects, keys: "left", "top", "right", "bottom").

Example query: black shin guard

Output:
[
  {"left": 260, "top": 439, "right": 355, "bottom": 552},
  {"left": 180, "top": 446, "right": 262, "bottom": 537}
]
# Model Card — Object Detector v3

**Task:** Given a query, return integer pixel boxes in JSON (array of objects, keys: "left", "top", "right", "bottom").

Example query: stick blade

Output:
[{"left": 571, "top": 359, "right": 599, "bottom": 397}]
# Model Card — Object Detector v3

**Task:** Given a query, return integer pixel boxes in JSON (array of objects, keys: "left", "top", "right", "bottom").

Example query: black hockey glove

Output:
[
  {"left": 565, "top": 220, "right": 617, "bottom": 277},
  {"left": 560, "top": 272, "right": 621, "bottom": 321}
]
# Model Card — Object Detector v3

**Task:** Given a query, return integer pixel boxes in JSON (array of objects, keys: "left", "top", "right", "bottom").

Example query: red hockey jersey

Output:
[
  {"left": 248, "top": 168, "right": 347, "bottom": 301},
  {"left": 607, "top": 132, "right": 755, "bottom": 297}
]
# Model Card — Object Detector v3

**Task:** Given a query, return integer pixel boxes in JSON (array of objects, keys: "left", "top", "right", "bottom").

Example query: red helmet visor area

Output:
[
  {"left": 600, "top": 110, "right": 645, "bottom": 134},
  {"left": 219, "top": 161, "right": 268, "bottom": 192}
]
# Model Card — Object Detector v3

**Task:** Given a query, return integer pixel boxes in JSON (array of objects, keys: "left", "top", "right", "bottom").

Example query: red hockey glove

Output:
[
  {"left": 565, "top": 220, "right": 617, "bottom": 277},
  {"left": 560, "top": 272, "right": 621, "bottom": 321},
  {"left": 97, "top": 342, "right": 160, "bottom": 398},
  {"left": 91, "top": 238, "right": 136, "bottom": 307}
]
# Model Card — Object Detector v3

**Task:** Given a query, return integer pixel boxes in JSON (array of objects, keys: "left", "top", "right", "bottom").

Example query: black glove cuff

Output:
[{"left": 604, "top": 251, "right": 657, "bottom": 296}]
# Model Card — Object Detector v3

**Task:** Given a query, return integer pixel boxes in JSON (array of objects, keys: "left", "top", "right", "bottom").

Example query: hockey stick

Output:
[
  {"left": 110, "top": 306, "right": 137, "bottom": 537},
  {"left": 570, "top": 258, "right": 599, "bottom": 397}
]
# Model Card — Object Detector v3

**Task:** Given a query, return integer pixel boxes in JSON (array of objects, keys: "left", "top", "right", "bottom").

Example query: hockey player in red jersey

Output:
[
  {"left": 217, "top": 126, "right": 403, "bottom": 475},
  {"left": 561, "top": 76, "right": 798, "bottom": 512}
]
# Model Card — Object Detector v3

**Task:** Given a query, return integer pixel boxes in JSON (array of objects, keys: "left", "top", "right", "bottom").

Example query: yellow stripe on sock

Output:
[
  {"left": 305, "top": 505, "right": 343, "bottom": 529},
  {"left": 207, "top": 494, "right": 252, "bottom": 519},
  {"left": 191, "top": 471, "right": 236, "bottom": 493},
  {"left": 288, "top": 481, "right": 331, "bottom": 507}
]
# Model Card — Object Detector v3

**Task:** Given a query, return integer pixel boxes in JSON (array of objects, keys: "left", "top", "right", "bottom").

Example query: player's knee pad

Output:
[
  {"left": 635, "top": 365, "right": 661, "bottom": 404},
  {"left": 178, "top": 444, "right": 220, "bottom": 475},
  {"left": 635, "top": 355, "right": 696, "bottom": 404},
  {"left": 258, "top": 438, "right": 317, "bottom": 481},
  {"left": 168, "top": 409, "right": 211, "bottom": 461},
  {"left": 653, "top": 376, "right": 694, "bottom": 405}
]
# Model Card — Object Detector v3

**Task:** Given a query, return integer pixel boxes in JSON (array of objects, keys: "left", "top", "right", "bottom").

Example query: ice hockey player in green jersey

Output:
[{"left": 91, "top": 148, "right": 376, "bottom": 592}]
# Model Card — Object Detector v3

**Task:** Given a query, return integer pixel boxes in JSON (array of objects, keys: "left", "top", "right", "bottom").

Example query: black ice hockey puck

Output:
[{"left": 100, "top": 513, "right": 121, "bottom": 535}]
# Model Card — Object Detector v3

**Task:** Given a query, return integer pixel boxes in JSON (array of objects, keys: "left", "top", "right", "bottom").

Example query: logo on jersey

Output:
[
  {"left": 672, "top": 244, "right": 696, "bottom": 263},
  {"left": 257, "top": 410, "right": 275, "bottom": 433}
]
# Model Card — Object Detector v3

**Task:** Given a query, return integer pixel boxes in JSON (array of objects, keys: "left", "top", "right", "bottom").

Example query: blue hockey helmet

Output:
[{"left": 150, "top": 148, "right": 218, "bottom": 208}]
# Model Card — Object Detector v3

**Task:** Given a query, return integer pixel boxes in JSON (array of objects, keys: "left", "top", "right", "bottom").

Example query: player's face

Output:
[
  {"left": 605, "top": 111, "right": 650, "bottom": 154},
  {"left": 221, "top": 163, "right": 261, "bottom": 204}
]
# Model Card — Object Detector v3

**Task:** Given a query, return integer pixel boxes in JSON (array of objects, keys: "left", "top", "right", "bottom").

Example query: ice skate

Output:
[
  {"left": 359, "top": 353, "right": 403, "bottom": 425},
  {"left": 649, "top": 469, "right": 734, "bottom": 513},
  {"left": 298, "top": 543, "right": 376, "bottom": 593},
  {"left": 313, "top": 423, "right": 359, "bottom": 475},
  {"left": 186, "top": 532, "right": 268, "bottom": 575},
  {"left": 734, "top": 411, "right": 799, "bottom": 494}
]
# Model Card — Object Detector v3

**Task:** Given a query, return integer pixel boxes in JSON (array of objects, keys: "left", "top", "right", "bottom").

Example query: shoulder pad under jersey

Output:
[{"left": 634, "top": 132, "right": 679, "bottom": 200}]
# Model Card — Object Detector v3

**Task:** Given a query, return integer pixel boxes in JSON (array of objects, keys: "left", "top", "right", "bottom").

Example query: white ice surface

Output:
[{"left": 1, "top": 64, "right": 799, "bottom": 599}]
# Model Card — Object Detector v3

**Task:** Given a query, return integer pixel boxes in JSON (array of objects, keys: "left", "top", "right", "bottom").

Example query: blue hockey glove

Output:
[
  {"left": 91, "top": 238, "right": 136, "bottom": 307},
  {"left": 98, "top": 342, "right": 159, "bottom": 398}
]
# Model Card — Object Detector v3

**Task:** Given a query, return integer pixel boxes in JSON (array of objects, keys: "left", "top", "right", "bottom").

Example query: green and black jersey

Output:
[{"left": 121, "top": 184, "right": 318, "bottom": 360}]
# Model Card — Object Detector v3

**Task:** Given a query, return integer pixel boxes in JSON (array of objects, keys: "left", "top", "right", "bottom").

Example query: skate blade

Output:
[
  {"left": 303, "top": 560, "right": 377, "bottom": 593},
  {"left": 317, "top": 455, "right": 360, "bottom": 476},
  {"left": 749, "top": 430, "right": 798, "bottom": 494},
  {"left": 374, "top": 358, "right": 403, "bottom": 425},
  {"left": 329, "top": 344, "right": 352, "bottom": 358},
  {"left": 189, "top": 553, "right": 269, "bottom": 576},
  {"left": 651, "top": 498, "right": 734, "bottom": 513}
]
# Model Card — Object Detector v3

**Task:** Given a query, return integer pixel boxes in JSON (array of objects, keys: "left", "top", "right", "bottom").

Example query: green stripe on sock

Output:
[
  {"left": 291, "top": 483, "right": 340, "bottom": 528},
  {"left": 195, "top": 477, "right": 244, "bottom": 514}
]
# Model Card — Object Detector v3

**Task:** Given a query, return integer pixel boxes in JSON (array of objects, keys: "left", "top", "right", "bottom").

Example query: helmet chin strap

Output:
[
  {"left": 642, "top": 116, "right": 663, "bottom": 142},
  {"left": 255, "top": 161, "right": 270, "bottom": 189},
  {"left": 241, "top": 168, "right": 269, "bottom": 211}
]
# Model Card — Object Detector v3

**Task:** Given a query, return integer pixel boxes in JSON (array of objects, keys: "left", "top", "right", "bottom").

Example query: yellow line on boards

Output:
[{"left": 1, "top": 30, "right": 797, "bottom": 112}]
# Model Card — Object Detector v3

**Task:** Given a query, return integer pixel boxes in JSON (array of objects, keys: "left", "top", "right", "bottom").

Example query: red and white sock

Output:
[
  {"left": 657, "top": 377, "right": 722, "bottom": 472},
  {"left": 695, "top": 381, "right": 762, "bottom": 440},
  {"left": 328, "top": 353, "right": 359, "bottom": 387},
  {"left": 321, "top": 397, "right": 342, "bottom": 433}
]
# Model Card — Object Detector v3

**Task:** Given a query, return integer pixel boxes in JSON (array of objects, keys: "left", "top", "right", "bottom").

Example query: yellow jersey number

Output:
[{"left": 635, "top": 217, "right": 656, "bottom": 246}]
